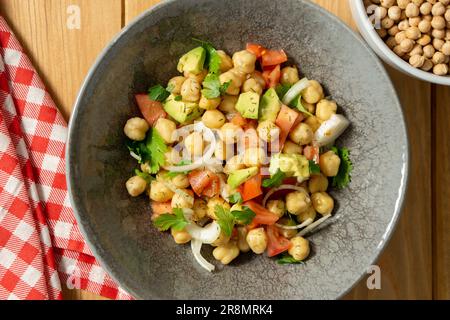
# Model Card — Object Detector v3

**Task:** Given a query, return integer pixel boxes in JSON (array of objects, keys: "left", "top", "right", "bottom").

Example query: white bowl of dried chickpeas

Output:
[{"left": 350, "top": 0, "right": 450, "bottom": 85}]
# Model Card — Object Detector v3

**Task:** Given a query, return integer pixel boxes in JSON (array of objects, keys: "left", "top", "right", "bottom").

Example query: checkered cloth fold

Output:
[{"left": 0, "top": 16, "right": 131, "bottom": 300}]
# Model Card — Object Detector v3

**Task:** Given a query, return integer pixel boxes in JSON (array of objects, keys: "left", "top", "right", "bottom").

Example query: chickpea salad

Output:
[{"left": 124, "top": 40, "right": 353, "bottom": 272}]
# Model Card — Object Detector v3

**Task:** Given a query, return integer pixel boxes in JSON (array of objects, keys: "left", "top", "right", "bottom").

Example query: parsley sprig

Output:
[
  {"left": 165, "top": 160, "right": 193, "bottom": 178},
  {"left": 153, "top": 208, "right": 188, "bottom": 231},
  {"left": 134, "top": 169, "right": 153, "bottom": 184},
  {"left": 214, "top": 205, "right": 255, "bottom": 236},
  {"left": 148, "top": 84, "right": 171, "bottom": 102},
  {"left": 262, "top": 169, "right": 286, "bottom": 188},
  {"left": 228, "top": 192, "right": 243, "bottom": 204},
  {"left": 202, "top": 74, "right": 231, "bottom": 99},
  {"left": 276, "top": 253, "right": 305, "bottom": 265},
  {"left": 309, "top": 160, "right": 321, "bottom": 175},
  {"left": 331, "top": 146, "right": 353, "bottom": 189}
]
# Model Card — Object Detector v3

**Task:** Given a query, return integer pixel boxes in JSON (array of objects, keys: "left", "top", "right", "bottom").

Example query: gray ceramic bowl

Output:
[{"left": 67, "top": 0, "right": 409, "bottom": 299}]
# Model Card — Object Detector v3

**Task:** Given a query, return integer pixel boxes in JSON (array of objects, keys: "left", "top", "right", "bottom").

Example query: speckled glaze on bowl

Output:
[{"left": 67, "top": 0, "right": 409, "bottom": 299}]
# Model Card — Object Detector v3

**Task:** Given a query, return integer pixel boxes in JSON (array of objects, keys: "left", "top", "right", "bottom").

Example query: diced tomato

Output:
[
  {"left": 246, "top": 43, "right": 267, "bottom": 58},
  {"left": 304, "top": 144, "right": 320, "bottom": 163},
  {"left": 202, "top": 174, "right": 220, "bottom": 198},
  {"left": 262, "top": 65, "right": 281, "bottom": 88},
  {"left": 266, "top": 225, "right": 292, "bottom": 257},
  {"left": 261, "top": 49, "right": 288, "bottom": 67},
  {"left": 231, "top": 113, "right": 247, "bottom": 127},
  {"left": 246, "top": 219, "right": 260, "bottom": 231},
  {"left": 188, "top": 170, "right": 216, "bottom": 196},
  {"left": 242, "top": 174, "right": 262, "bottom": 202},
  {"left": 244, "top": 201, "right": 279, "bottom": 225},
  {"left": 292, "top": 112, "right": 305, "bottom": 128},
  {"left": 243, "top": 119, "right": 258, "bottom": 130},
  {"left": 150, "top": 201, "right": 172, "bottom": 220},
  {"left": 135, "top": 94, "right": 167, "bottom": 126},
  {"left": 275, "top": 105, "right": 300, "bottom": 147}
]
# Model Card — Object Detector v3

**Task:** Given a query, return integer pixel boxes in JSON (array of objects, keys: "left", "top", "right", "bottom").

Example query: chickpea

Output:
[
  {"left": 397, "top": 0, "right": 410, "bottom": 10},
  {"left": 212, "top": 230, "right": 231, "bottom": 247},
  {"left": 417, "top": 34, "right": 431, "bottom": 46},
  {"left": 246, "top": 228, "right": 268, "bottom": 254},
  {"left": 280, "top": 66, "right": 300, "bottom": 86},
  {"left": 433, "top": 63, "right": 449, "bottom": 75},
  {"left": 224, "top": 155, "right": 245, "bottom": 174},
  {"left": 316, "top": 99, "right": 337, "bottom": 122},
  {"left": 405, "top": 3, "right": 420, "bottom": 17},
  {"left": 192, "top": 198, "right": 207, "bottom": 222},
  {"left": 400, "top": 38, "right": 415, "bottom": 52},
  {"left": 432, "top": 2, "right": 446, "bottom": 16},
  {"left": 125, "top": 176, "right": 147, "bottom": 197},
  {"left": 433, "top": 51, "right": 446, "bottom": 64},
  {"left": 217, "top": 50, "right": 233, "bottom": 72},
  {"left": 395, "top": 30, "right": 407, "bottom": 44},
  {"left": 171, "top": 174, "right": 190, "bottom": 189},
  {"left": 180, "top": 78, "right": 201, "bottom": 102},
  {"left": 377, "top": 28, "right": 387, "bottom": 39},
  {"left": 420, "top": 2, "right": 432, "bottom": 15},
  {"left": 424, "top": 44, "right": 436, "bottom": 57},
  {"left": 165, "top": 147, "right": 180, "bottom": 166},
  {"left": 149, "top": 180, "right": 174, "bottom": 202},
  {"left": 421, "top": 58, "right": 434, "bottom": 71},
  {"left": 282, "top": 140, "right": 303, "bottom": 155},
  {"left": 301, "top": 99, "right": 316, "bottom": 114},
  {"left": 242, "top": 78, "right": 263, "bottom": 95},
  {"left": 304, "top": 116, "right": 321, "bottom": 132},
  {"left": 308, "top": 174, "right": 329, "bottom": 193},
  {"left": 237, "top": 227, "right": 250, "bottom": 253},
  {"left": 311, "top": 192, "right": 334, "bottom": 215},
  {"left": 410, "top": 43, "right": 424, "bottom": 56},
  {"left": 288, "top": 237, "right": 310, "bottom": 261},
  {"left": 218, "top": 95, "right": 238, "bottom": 113},
  {"left": 278, "top": 218, "right": 298, "bottom": 239},
  {"left": 286, "top": 190, "right": 311, "bottom": 215},
  {"left": 257, "top": 120, "right": 280, "bottom": 142},
  {"left": 266, "top": 200, "right": 286, "bottom": 218},
  {"left": 220, "top": 122, "right": 242, "bottom": 143},
  {"left": 302, "top": 80, "right": 324, "bottom": 104},
  {"left": 409, "top": 54, "right": 426, "bottom": 67},
  {"left": 381, "top": 17, "right": 395, "bottom": 29},
  {"left": 243, "top": 147, "right": 267, "bottom": 167},
  {"left": 433, "top": 29, "right": 446, "bottom": 40},
  {"left": 433, "top": 38, "right": 445, "bottom": 50},
  {"left": 184, "top": 131, "right": 204, "bottom": 158},
  {"left": 213, "top": 241, "right": 240, "bottom": 264},
  {"left": 432, "top": 16, "right": 446, "bottom": 29},
  {"left": 388, "top": 6, "right": 402, "bottom": 20},
  {"left": 199, "top": 95, "right": 221, "bottom": 110},
  {"left": 250, "top": 71, "right": 266, "bottom": 88},
  {"left": 297, "top": 205, "right": 317, "bottom": 223},
  {"left": 441, "top": 41, "right": 450, "bottom": 55},
  {"left": 202, "top": 109, "right": 226, "bottom": 129},
  {"left": 388, "top": 25, "right": 400, "bottom": 36},
  {"left": 154, "top": 118, "right": 176, "bottom": 144},
  {"left": 409, "top": 16, "right": 421, "bottom": 27},
  {"left": 207, "top": 196, "right": 230, "bottom": 220},
  {"left": 393, "top": 45, "right": 406, "bottom": 57},
  {"left": 380, "top": 0, "right": 395, "bottom": 7},
  {"left": 418, "top": 19, "right": 432, "bottom": 33},
  {"left": 184, "top": 69, "right": 208, "bottom": 83},
  {"left": 124, "top": 117, "right": 149, "bottom": 141},
  {"left": 375, "top": 5, "right": 387, "bottom": 19},
  {"left": 232, "top": 50, "right": 257, "bottom": 74},
  {"left": 171, "top": 228, "right": 191, "bottom": 244},
  {"left": 319, "top": 151, "right": 341, "bottom": 177},
  {"left": 214, "top": 140, "right": 232, "bottom": 160},
  {"left": 405, "top": 26, "right": 421, "bottom": 40},
  {"left": 446, "top": 9, "right": 450, "bottom": 22},
  {"left": 289, "top": 122, "right": 313, "bottom": 145},
  {"left": 167, "top": 76, "right": 186, "bottom": 95},
  {"left": 171, "top": 189, "right": 194, "bottom": 209},
  {"left": 398, "top": 19, "right": 410, "bottom": 31},
  {"left": 219, "top": 69, "right": 244, "bottom": 95},
  {"left": 386, "top": 36, "right": 397, "bottom": 49}
]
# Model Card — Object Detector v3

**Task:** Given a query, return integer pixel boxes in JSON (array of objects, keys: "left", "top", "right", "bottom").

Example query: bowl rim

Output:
[
  {"left": 349, "top": 0, "right": 450, "bottom": 86},
  {"left": 67, "top": 0, "right": 410, "bottom": 300}
]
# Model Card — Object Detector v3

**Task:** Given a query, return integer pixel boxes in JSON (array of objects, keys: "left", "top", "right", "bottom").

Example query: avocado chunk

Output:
[
  {"left": 269, "top": 153, "right": 310, "bottom": 182},
  {"left": 259, "top": 88, "right": 281, "bottom": 122},
  {"left": 163, "top": 95, "right": 203, "bottom": 124},
  {"left": 177, "top": 47, "right": 206, "bottom": 75},
  {"left": 227, "top": 167, "right": 259, "bottom": 189},
  {"left": 235, "top": 92, "right": 260, "bottom": 119}
]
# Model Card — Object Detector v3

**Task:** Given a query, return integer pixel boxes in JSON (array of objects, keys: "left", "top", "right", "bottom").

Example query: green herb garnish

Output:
[
  {"left": 202, "top": 74, "right": 230, "bottom": 99},
  {"left": 127, "top": 128, "right": 167, "bottom": 173},
  {"left": 275, "top": 84, "right": 292, "bottom": 99},
  {"left": 228, "top": 192, "right": 243, "bottom": 204},
  {"left": 165, "top": 160, "right": 192, "bottom": 178},
  {"left": 331, "top": 146, "right": 353, "bottom": 189},
  {"left": 148, "top": 84, "right": 171, "bottom": 102},
  {"left": 262, "top": 169, "right": 286, "bottom": 188},
  {"left": 214, "top": 205, "right": 255, "bottom": 236},
  {"left": 174, "top": 95, "right": 182, "bottom": 101},
  {"left": 276, "top": 253, "right": 305, "bottom": 265},
  {"left": 309, "top": 160, "right": 321, "bottom": 175},
  {"left": 134, "top": 169, "right": 153, "bottom": 184},
  {"left": 290, "top": 95, "right": 313, "bottom": 117},
  {"left": 153, "top": 208, "right": 188, "bottom": 231}
]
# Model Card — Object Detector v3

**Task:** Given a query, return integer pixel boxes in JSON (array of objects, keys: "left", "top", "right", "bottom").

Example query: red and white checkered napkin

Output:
[{"left": 0, "top": 16, "right": 132, "bottom": 300}]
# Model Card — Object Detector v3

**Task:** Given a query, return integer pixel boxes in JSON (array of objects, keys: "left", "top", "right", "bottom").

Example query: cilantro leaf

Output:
[
  {"left": 290, "top": 95, "right": 313, "bottom": 117},
  {"left": 192, "top": 38, "right": 221, "bottom": 74},
  {"left": 134, "top": 169, "right": 153, "bottom": 184},
  {"left": 174, "top": 95, "right": 182, "bottom": 101},
  {"left": 309, "top": 160, "right": 321, "bottom": 175},
  {"left": 228, "top": 192, "right": 243, "bottom": 204},
  {"left": 275, "top": 84, "right": 292, "bottom": 99},
  {"left": 331, "top": 146, "right": 353, "bottom": 189},
  {"left": 153, "top": 208, "right": 188, "bottom": 231},
  {"left": 146, "top": 128, "right": 168, "bottom": 174},
  {"left": 231, "top": 207, "right": 256, "bottom": 225},
  {"left": 262, "top": 169, "right": 286, "bottom": 188},
  {"left": 214, "top": 205, "right": 235, "bottom": 237},
  {"left": 201, "top": 74, "right": 230, "bottom": 99},
  {"left": 126, "top": 139, "right": 150, "bottom": 164},
  {"left": 215, "top": 205, "right": 256, "bottom": 236},
  {"left": 276, "top": 253, "right": 305, "bottom": 265},
  {"left": 148, "top": 84, "right": 170, "bottom": 102},
  {"left": 165, "top": 160, "right": 192, "bottom": 178}
]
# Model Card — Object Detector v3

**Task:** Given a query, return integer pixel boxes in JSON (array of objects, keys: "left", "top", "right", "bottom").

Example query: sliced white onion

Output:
[
  {"left": 185, "top": 221, "right": 221, "bottom": 244},
  {"left": 161, "top": 181, "right": 194, "bottom": 207},
  {"left": 191, "top": 239, "right": 215, "bottom": 272},
  {"left": 298, "top": 214, "right": 332, "bottom": 237},
  {"left": 163, "top": 122, "right": 216, "bottom": 172},
  {"left": 262, "top": 184, "right": 308, "bottom": 207},
  {"left": 314, "top": 114, "right": 350, "bottom": 147},
  {"left": 275, "top": 218, "right": 313, "bottom": 230},
  {"left": 282, "top": 78, "right": 310, "bottom": 105},
  {"left": 130, "top": 151, "right": 141, "bottom": 162}
]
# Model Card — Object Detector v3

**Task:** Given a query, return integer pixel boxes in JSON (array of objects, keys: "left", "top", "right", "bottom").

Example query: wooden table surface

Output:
[{"left": 1, "top": 0, "right": 448, "bottom": 300}]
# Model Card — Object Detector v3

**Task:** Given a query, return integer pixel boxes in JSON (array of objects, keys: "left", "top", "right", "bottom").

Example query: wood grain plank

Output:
[
  {"left": 0, "top": 0, "right": 123, "bottom": 120},
  {"left": 435, "top": 86, "right": 450, "bottom": 300},
  {"left": 124, "top": 0, "right": 161, "bottom": 22}
]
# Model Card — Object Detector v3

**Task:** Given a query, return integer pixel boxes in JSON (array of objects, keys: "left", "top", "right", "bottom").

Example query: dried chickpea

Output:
[
  {"left": 445, "top": 9, "right": 450, "bottom": 22},
  {"left": 432, "top": 2, "right": 446, "bottom": 16},
  {"left": 410, "top": 43, "right": 424, "bottom": 55},
  {"left": 380, "top": 0, "right": 395, "bottom": 7},
  {"left": 433, "top": 38, "right": 445, "bottom": 50},
  {"left": 421, "top": 58, "right": 434, "bottom": 71},
  {"left": 398, "top": 19, "right": 410, "bottom": 31},
  {"left": 420, "top": 2, "right": 432, "bottom": 15},
  {"left": 424, "top": 44, "right": 436, "bottom": 57},
  {"left": 405, "top": 3, "right": 420, "bottom": 18},
  {"left": 432, "top": 16, "right": 446, "bottom": 29},
  {"left": 400, "top": 38, "right": 415, "bottom": 52},
  {"left": 417, "top": 34, "right": 431, "bottom": 46},
  {"left": 440, "top": 41, "right": 450, "bottom": 55},
  {"left": 388, "top": 25, "right": 400, "bottom": 36},
  {"left": 433, "top": 63, "right": 449, "bottom": 75},
  {"left": 398, "top": 0, "right": 410, "bottom": 10},
  {"left": 377, "top": 28, "right": 387, "bottom": 39},
  {"left": 409, "top": 16, "right": 422, "bottom": 27},
  {"left": 418, "top": 19, "right": 432, "bottom": 33},
  {"left": 388, "top": 6, "right": 402, "bottom": 20},
  {"left": 409, "top": 54, "right": 426, "bottom": 67},
  {"left": 406, "top": 26, "right": 421, "bottom": 39},
  {"left": 432, "top": 28, "right": 446, "bottom": 39},
  {"left": 381, "top": 17, "right": 395, "bottom": 29},
  {"left": 432, "top": 51, "right": 446, "bottom": 64},
  {"left": 395, "top": 31, "right": 407, "bottom": 44}
]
